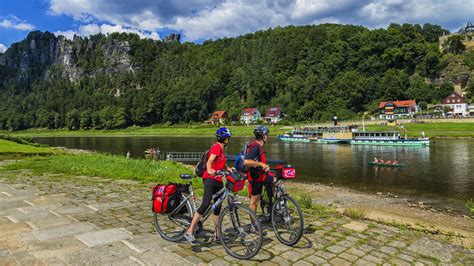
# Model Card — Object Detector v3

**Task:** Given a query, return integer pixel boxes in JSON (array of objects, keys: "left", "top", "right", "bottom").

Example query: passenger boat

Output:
[
  {"left": 278, "top": 125, "right": 357, "bottom": 144},
  {"left": 351, "top": 131, "right": 429, "bottom": 146},
  {"left": 368, "top": 161, "right": 406, "bottom": 167}
]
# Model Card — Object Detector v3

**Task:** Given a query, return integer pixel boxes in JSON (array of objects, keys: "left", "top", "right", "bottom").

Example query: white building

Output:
[{"left": 442, "top": 92, "right": 469, "bottom": 116}]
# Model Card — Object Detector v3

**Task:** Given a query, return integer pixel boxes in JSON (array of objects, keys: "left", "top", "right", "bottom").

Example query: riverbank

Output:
[
  {"left": 3, "top": 121, "right": 474, "bottom": 138},
  {"left": 1, "top": 147, "right": 473, "bottom": 249}
]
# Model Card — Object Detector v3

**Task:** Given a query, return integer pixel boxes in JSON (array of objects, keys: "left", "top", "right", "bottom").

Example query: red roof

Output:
[
  {"left": 211, "top": 111, "right": 226, "bottom": 119},
  {"left": 265, "top": 107, "right": 282, "bottom": 117},
  {"left": 242, "top": 108, "right": 258, "bottom": 116},
  {"left": 442, "top": 92, "right": 468, "bottom": 104},
  {"left": 378, "top": 100, "right": 416, "bottom": 109}
]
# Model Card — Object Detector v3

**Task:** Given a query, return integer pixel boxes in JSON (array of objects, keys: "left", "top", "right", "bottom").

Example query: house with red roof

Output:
[
  {"left": 378, "top": 100, "right": 419, "bottom": 120},
  {"left": 210, "top": 111, "right": 227, "bottom": 125},
  {"left": 442, "top": 92, "right": 469, "bottom": 116},
  {"left": 264, "top": 107, "right": 284, "bottom": 124},
  {"left": 240, "top": 108, "right": 261, "bottom": 124}
]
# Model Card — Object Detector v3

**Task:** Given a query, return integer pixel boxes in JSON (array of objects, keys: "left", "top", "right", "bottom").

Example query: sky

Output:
[{"left": 0, "top": 0, "right": 473, "bottom": 53}]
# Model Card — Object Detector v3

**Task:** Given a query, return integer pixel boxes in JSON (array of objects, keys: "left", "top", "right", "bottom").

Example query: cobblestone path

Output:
[{"left": 0, "top": 169, "right": 473, "bottom": 265}]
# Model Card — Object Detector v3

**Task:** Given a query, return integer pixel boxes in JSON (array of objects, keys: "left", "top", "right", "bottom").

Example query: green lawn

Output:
[
  {"left": 2, "top": 124, "right": 288, "bottom": 137},
  {"left": 0, "top": 139, "right": 54, "bottom": 154},
  {"left": 3, "top": 153, "right": 197, "bottom": 185},
  {"left": 365, "top": 122, "right": 474, "bottom": 138}
]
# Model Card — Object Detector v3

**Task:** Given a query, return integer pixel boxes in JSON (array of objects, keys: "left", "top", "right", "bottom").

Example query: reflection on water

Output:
[{"left": 34, "top": 136, "right": 474, "bottom": 208}]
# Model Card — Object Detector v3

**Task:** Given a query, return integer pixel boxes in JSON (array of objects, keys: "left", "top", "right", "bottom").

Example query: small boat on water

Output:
[
  {"left": 145, "top": 148, "right": 160, "bottom": 154},
  {"left": 368, "top": 161, "right": 406, "bottom": 167}
]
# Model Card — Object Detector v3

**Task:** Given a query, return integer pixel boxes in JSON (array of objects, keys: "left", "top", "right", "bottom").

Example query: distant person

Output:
[
  {"left": 393, "top": 160, "right": 399, "bottom": 165},
  {"left": 126, "top": 151, "right": 131, "bottom": 158},
  {"left": 374, "top": 157, "right": 379, "bottom": 163}
]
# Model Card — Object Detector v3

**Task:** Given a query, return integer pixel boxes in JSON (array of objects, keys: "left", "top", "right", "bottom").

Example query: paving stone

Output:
[
  {"left": 408, "top": 237, "right": 454, "bottom": 262},
  {"left": 328, "top": 257, "right": 351, "bottom": 265},
  {"left": 62, "top": 241, "right": 136, "bottom": 265},
  {"left": 281, "top": 250, "right": 306, "bottom": 262},
  {"left": 123, "top": 235, "right": 177, "bottom": 252},
  {"left": 7, "top": 210, "right": 59, "bottom": 222},
  {"left": 292, "top": 260, "right": 313, "bottom": 266},
  {"left": 55, "top": 206, "right": 95, "bottom": 215},
  {"left": 33, "top": 222, "right": 98, "bottom": 241},
  {"left": 390, "top": 258, "right": 411, "bottom": 265},
  {"left": 342, "top": 221, "right": 368, "bottom": 232},
  {"left": 75, "top": 228, "right": 132, "bottom": 247},
  {"left": 304, "top": 255, "right": 327, "bottom": 264},
  {"left": 209, "top": 258, "right": 228, "bottom": 266},
  {"left": 326, "top": 245, "right": 346, "bottom": 254},
  {"left": 339, "top": 252, "right": 358, "bottom": 262},
  {"left": 0, "top": 234, "right": 26, "bottom": 253},
  {"left": 27, "top": 236, "right": 85, "bottom": 259},
  {"left": 133, "top": 250, "right": 192, "bottom": 265},
  {"left": 0, "top": 222, "right": 31, "bottom": 237},
  {"left": 314, "top": 250, "right": 336, "bottom": 260},
  {"left": 379, "top": 246, "right": 398, "bottom": 255},
  {"left": 363, "top": 254, "right": 384, "bottom": 264},
  {"left": 388, "top": 240, "right": 407, "bottom": 248},
  {"left": 87, "top": 201, "right": 132, "bottom": 211},
  {"left": 347, "top": 247, "right": 365, "bottom": 257},
  {"left": 355, "top": 259, "right": 376, "bottom": 266}
]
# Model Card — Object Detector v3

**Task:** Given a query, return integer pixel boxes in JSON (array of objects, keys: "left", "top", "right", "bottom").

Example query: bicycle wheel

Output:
[
  {"left": 271, "top": 195, "right": 304, "bottom": 246},
  {"left": 153, "top": 195, "right": 193, "bottom": 242},
  {"left": 217, "top": 204, "right": 263, "bottom": 260}
]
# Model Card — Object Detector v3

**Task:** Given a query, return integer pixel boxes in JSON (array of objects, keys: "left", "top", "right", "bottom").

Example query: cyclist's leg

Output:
[
  {"left": 264, "top": 174, "right": 274, "bottom": 211},
  {"left": 187, "top": 178, "right": 215, "bottom": 235},
  {"left": 211, "top": 180, "right": 224, "bottom": 230},
  {"left": 249, "top": 181, "right": 263, "bottom": 213}
]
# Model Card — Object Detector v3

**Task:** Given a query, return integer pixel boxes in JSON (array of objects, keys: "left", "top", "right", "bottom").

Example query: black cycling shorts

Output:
[
  {"left": 249, "top": 174, "right": 273, "bottom": 196},
  {"left": 197, "top": 178, "right": 224, "bottom": 215}
]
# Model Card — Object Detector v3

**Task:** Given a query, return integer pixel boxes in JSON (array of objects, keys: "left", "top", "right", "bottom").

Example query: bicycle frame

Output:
[{"left": 167, "top": 175, "right": 238, "bottom": 228}]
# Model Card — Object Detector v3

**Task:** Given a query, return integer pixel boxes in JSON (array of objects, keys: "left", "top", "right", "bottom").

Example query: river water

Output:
[{"left": 34, "top": 136, "right": 474, "bottom": 211}]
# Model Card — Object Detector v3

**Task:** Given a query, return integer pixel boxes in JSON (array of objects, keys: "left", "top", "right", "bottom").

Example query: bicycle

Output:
[
  {"left": 153, "top": 171, "right": 263, "bottom": 260},
  {"left": 260, "top": 165, "right": 304, "bottom": 246}
]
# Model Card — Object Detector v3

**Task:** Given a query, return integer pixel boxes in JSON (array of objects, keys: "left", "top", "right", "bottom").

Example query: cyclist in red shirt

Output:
[
  {"left": 244, "top": 126, "right": 271, "bottom": 217},
  {"left": 184, "top": 127, "right": 233, "bottom": 244}
]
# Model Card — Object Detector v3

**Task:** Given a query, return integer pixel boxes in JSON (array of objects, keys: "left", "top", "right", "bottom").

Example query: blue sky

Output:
[{"left": 1, "top": 0, "right": 473, "bottom": 53}]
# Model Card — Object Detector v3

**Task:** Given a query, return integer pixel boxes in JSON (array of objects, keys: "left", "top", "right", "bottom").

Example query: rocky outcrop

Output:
[
  {"left": 163, "top": 33, "right": 181, "bottom": 43},
  {"left": 0, "top": 31, "right": 135, "bottom": 84}
]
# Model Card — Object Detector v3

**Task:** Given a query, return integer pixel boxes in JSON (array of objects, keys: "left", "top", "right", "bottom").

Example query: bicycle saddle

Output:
[{"left": 180, "top": 174, "right": 192, "bottom": 179}]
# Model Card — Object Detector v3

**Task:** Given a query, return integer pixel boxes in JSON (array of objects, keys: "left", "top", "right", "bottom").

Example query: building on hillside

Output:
[
  {"left": 210, "top": 111, "right": 227, "bottom": 125},
  {"left": 378, "top": 100, "right": 419, "bottom": 120},
  {"left": 442, "top": 92, "right": 469, "bottom": 116},
  {"left": 264, "top": 107, "right": 284, "bottom": 124},
  {"left": 240, "top": 108, "right": 261, "bottom": 124}
]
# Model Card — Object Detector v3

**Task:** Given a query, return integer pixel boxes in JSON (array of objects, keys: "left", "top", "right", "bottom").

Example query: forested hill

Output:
[{"left": 0, "top": 23, "right": 473, "bottom": 130}]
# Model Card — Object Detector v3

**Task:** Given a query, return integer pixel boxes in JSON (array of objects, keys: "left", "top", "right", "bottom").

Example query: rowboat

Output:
[{"left": 368, "top": 162, "right": 405, "bottom": 167}]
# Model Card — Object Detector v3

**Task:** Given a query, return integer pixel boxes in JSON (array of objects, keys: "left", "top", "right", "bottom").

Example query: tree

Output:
[{"left": 445, "top": 35, "right": 465, "bottom": 54}]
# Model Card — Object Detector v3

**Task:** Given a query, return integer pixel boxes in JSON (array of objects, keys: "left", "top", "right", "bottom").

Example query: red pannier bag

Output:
[
  {"left": 275, "top": 165, "right": 296, "bottom": 179},
  {"left": 151, "top": 183, "right": 180, "bottom": 214},
  {"left": 225, "top": 172, "right": 246, "bottom": 193}
]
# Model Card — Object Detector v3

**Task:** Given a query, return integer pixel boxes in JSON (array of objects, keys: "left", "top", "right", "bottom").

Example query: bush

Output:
[{"left": 0, "top": 134, "right": 48, "bottom": 147}]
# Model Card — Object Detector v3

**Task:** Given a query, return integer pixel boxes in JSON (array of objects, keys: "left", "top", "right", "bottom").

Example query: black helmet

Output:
[{"left": 254, "top": 125, "right": 269, "bottom": 138}]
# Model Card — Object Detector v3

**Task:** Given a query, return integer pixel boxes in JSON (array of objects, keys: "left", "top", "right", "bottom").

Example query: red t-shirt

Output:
[{"left": 202, "top": 143, "right": 226, "bottom": 182}]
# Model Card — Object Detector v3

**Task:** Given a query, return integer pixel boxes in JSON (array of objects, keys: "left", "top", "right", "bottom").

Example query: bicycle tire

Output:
[
  {"left": 271, "top": 195, "right": 304, "bottom": 246},
  {"left": 217, "top": 204, "right": 263, "bottom": 260},
  {"left": 153, "top": 195, "right": 194, "bottom": 242}
]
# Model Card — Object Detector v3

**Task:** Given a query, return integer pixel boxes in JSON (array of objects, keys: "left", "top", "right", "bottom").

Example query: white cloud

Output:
[
  {"left": 0, "top": 43, "right": 7, "bottom": 53},
  {"left": 53, "top": 23, "right": 160, "bottom": 40},
  {"left": 48, "top": 0, "right": 474, "bottom": 41},
  {"left": 0, "top": 17, "right": 35, "bottom": 31}
]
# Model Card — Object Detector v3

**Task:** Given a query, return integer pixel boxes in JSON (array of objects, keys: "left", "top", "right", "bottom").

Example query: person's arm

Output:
[
  {"left": 244, "top": 146, "right": 270, "bottom": 171},
  {"left": 207, "top": 154, "right": 217, "bottom": 176}
]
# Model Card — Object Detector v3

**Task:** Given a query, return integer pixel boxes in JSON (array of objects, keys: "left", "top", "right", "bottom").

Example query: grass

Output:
[
  {"left": 1, "top": 124, "right": 288, "bottom": 137},
  {"left": 0, "top": 139, "right": 54, "bottom": 156},
  {"left": 466, "top": 199, "right": 474, "bottom": 214},
  {"left": 365, "top": 122, "right": 474, "bottom": 138},
  {"left": 343, "top": 206, "right": 367, "bottom": 220},
  {"left": 3, "top": 153, "right": 197, "bottom": 185}
]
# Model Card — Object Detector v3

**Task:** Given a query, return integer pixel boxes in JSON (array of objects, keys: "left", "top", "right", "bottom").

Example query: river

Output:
[{"left": 34, "top": 136, "right": 474, "bottom": 211}]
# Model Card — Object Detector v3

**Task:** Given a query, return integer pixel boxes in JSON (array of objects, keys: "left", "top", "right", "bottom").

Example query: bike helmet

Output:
[
  {"left": 215, "top": 127, "right": 232, "bottom": 140},
  {"left": 254, "top": 125, "right": 269, "bottom": 138}
]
